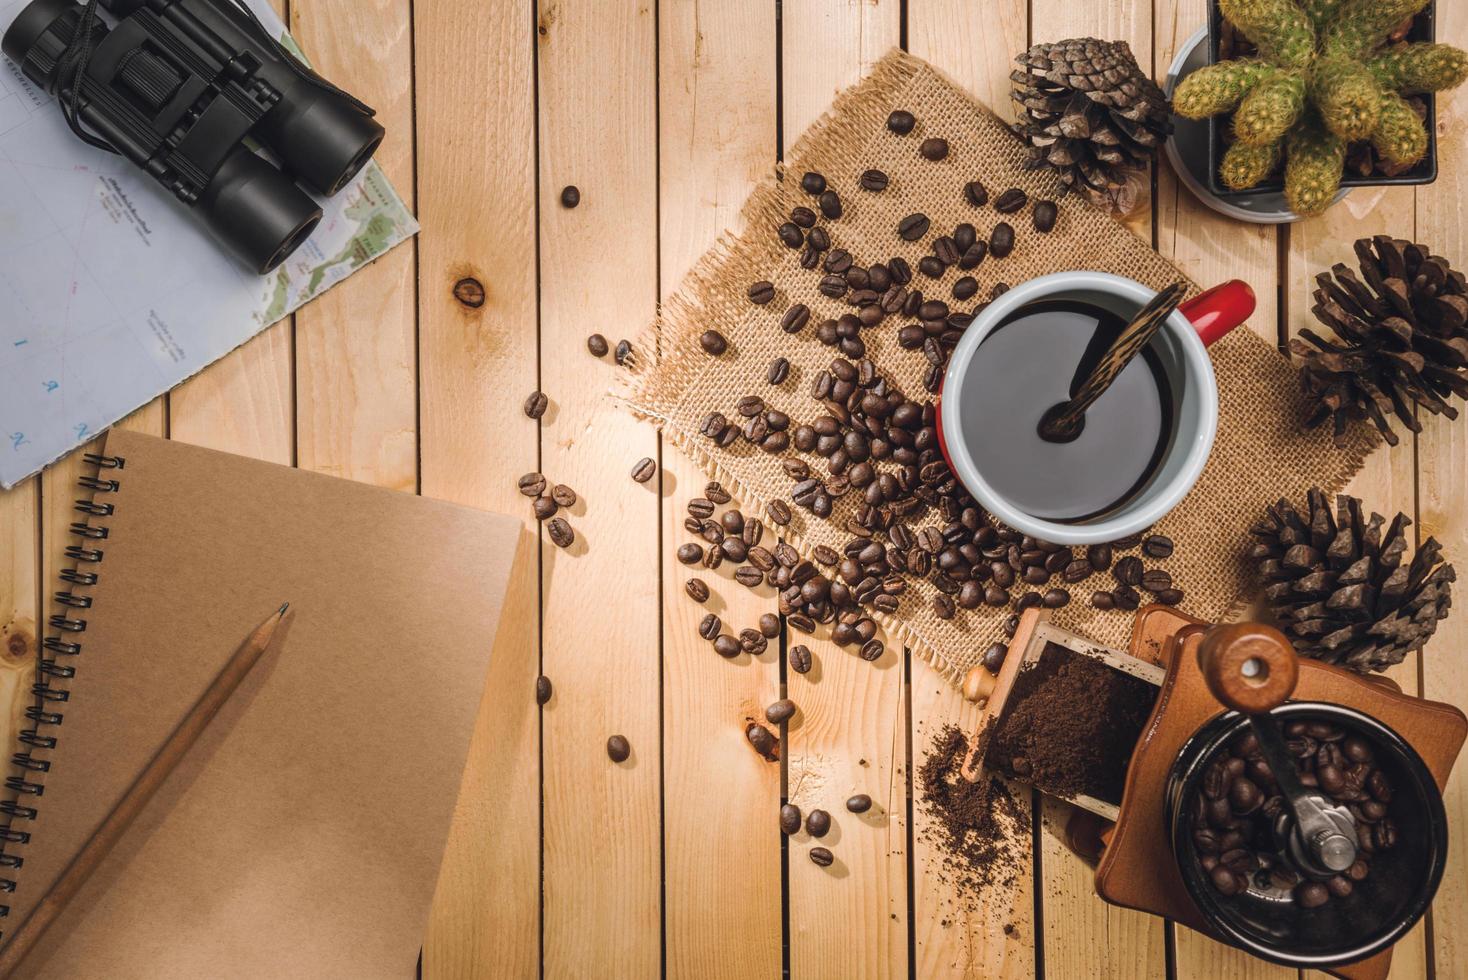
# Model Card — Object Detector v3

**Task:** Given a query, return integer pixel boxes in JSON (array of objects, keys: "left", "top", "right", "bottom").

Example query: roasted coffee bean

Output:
[
  {"left": 898, "top": 212, "right": 930, "bottom": 241},
  {"left": 614, "top": 339, "right": 633, "bottom": 365},
  {"left": 560, "top": 185, "right": 580, "bottom": 208},
  {"left": 748, "top": 280, "right": 776, "bottom": 305},
  {"left": 702, "top": 482, "right": 731, "bottom": 506},
  {"left": 1042, "top": 588, "right": 1070, "bottom": 608},
  {"left": 721, "top": 538, "right": 749, "bottom": 563},
  {"left": 550, "top": 484, "right": 576, "bottom": 508},
  {"left": 523, "top": 390, "right": 549, "bottom": 419},
  {"left": 951, "top": 276, "right": 979, "bottom": 301},
  {"left": 536, "top": 675, "right": 553, "bottom": 705},
  {"left": 887, "top": 108, "right": 916, "bottom": 134},
  {"left": 768, "top": 500, "right": 792, "bottom": 526},
  {"left": 1113, "top": 584, "right": 1142, "bottom": 610},
  {"left": 734, "top": 566, "right": 764, "bottom": 588},
  {"left": 954, "top": 241, "right": 985, "bottom": 270},
  {"left": 676, "top": 543, "right": 703, "bottom": 565},
  {"left": 858, "top": 167, "right": 890, "bottom": 192},
  {"left": 756, "top": 613, "right": 781, "bottom": 639},
  {"left": 740, "top": 628, "right": 768, "bottom": 655},
  {"left": 788, "top": 613, "right": 815, "bottom": 634},
  {"left": 765, "top": 698, "right": 797, "bottom": 725},
  {"left": 746, "top": 722, "right": 779, "bottom": 761},
  {"left": 809, "top": 846, "right": 834, "bottom": 867},
  {"left": 918, "top": 256, "right": 945, "bottom": 278},
  {"left": 984, "top": 585, "right": 1009, "bottom": 607},
  {"left": 1229, "top": 777, "right": 1262, "bottom": 814},
  {"left": 1090, "top": 591, "right": 1116, "bottom": 610},
  {"left": 781, "top": 304, "right": 812, "bottom": 334},
  {"left": 859, "top": 639, "right": 884, "bottom": 662},
  {"left": 1142, "top": 534, "right": 1175, "bottom": 558},
  {"left": 518, "top": 471, "right": 547, "bottom": 497},
  {"left": 781, "top": 804, "right": 802, "bottom": 835},
  {"left": 919, "top": 137, "right": 949, "bottom": 160},
  {"left": 630, "top": 457, "right": 657, "bottom": 483},
  {"left": 742, "top": 517, "right": 764, "bottom": 546},
  {"left": 700, "top": 412, "right": 728, "bottom": 439},
  {"left": 778, "top": 222, "right": 803, "bottom": 248},
  {"left": 789, "top": 643, "right": 813, "bottom": 673},
  {"left": 963, "top": 180, "right": 989, "bottom": 208},
  {"left": 1113, "top": 556, "right": 1144, "bottom": 586},
  {"left": 702, "top": 546, "right": 724, "bottom": 571},
  {"left": 981, "top": 641, "right": 1007, "bottom": 674},
  {"left": 1033, "top": 200, "right": 1058, "bottom": 233},
  {"left": 547, "top": 518, "right": 574, "bottom": 548},
  {"left": 1156, "top": 588, "right": 1185, "bottom": 606},
  {"left": 993, "top": 188, "right": 1028, "bottom": 213},
  {"left": 1295, "top": 881, "right": 1329, "bottom": 909},
  {"left": 933, "top": 236, "right": 960, "bottom": 266},
  {"left": 698, "top": 613, "right": 721, "bottom": 640},
  {"left": 685, "top": 578, "right": 710, "bottom": 603},
  {"left": 1087, "top": 543, "right": 1113, "bottom": 571},
  {"left": 846, "top": 794, "right": 873, "bottom": 814},
  {"left": 607, "top": 735, "right": 631, "bottom": 762},
  {"left": 713, "top": 634, "right": 741, "bottom": 658},
  {"left": 806, "top": 809, "right": 831, "bottom": 837},
  {"left": 887, "top": 256, "right": 913, "bottom": 285},
  {"left": 800, "top": 170, "right": 827, "bottom": 195},
  {"left": 533, "top": 496, "right": 558, "bottom": 521},
  {"left": 699, "top": 329, "right": 729, "bottom": 355},
  {"left": 1209, "top": 865, "right": 1243, "bottom": 896},
  {"left": 748, "top": 546, "right": 776, "bottom": 572},
  {"left": 688, "top": 498, "right": 715, "bottom": 519},
  {"left": 1062, "top": 559, "right": 1092, "bottom": 583},
  {"left": 989, "top": 222, "right": 1015, "bottom": 258},
  {"left": 587, "top": 333, "right": 609, "bottom": 357},
  {"left": 1140, "top": 569, "right": 1172, "bottom": 593},
  {"left": 818, "top": 189, "right": 842, "bottom": 219}
]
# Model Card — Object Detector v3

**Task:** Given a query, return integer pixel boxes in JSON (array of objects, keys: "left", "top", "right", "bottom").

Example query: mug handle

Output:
[{"left": 1180, "top": 279, "right": 1256, "bottom": 347}]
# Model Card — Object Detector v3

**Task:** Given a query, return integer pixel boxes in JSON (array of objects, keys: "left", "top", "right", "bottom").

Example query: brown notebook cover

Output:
[{"left": 0, "top": 430, "right": 527, "bottom": 978}]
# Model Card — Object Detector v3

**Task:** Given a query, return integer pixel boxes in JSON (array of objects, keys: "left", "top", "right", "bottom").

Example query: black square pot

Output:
[{"left": 1206, "top": 3, "right": 1439, "bottom": 198}]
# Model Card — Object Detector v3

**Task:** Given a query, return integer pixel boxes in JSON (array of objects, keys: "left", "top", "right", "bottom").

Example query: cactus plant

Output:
[{"left": 1174, "top": 0, "right": 1468, "bottom": 215}]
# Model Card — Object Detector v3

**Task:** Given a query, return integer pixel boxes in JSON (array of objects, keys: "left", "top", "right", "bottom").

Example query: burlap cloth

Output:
[{"left": 622, "top": 49, "right": 1376, "bottom": 684}]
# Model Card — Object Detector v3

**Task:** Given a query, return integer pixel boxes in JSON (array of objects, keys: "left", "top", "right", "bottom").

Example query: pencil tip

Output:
[{"left": 277, "top": 602, "right": 290, "bottom": 616}]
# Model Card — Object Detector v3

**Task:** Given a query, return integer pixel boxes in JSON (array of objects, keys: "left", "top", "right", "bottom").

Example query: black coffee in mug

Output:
[{"left": 961, "top": 299, "right": 1177, "bottom": 523}]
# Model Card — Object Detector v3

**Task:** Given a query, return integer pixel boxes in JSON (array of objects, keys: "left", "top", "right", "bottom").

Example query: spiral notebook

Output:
[{"left": 0, "top": 430, "right": 529, "bottom": 978}]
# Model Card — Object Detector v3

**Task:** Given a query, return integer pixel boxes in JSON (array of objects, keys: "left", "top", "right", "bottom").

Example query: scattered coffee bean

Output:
[
  {"left": 1087, "top": 543, "right": 1113, "bottom": 571},
  {"left": 551, "top": 484, "right": 576, "bottom": 507},
  {"left": 859, "top": 168, "right": 889, "bottom": 192},
  {"left": 789, "top": 643, "right": 813, "bottom": 673},
  {"left": 1141, "top": 569, "right": 1173, "bottom": 593},
  {"left": 1043, "top": 588, "right": 1070, "bottom": 608},
  {"left": 806, "top": 809, "right": 831, "bottom": 837},
  {"left": 518, "top": 471, "right": 547, "bottom": 497},
  {"left": 859, "top": 638, "right": 884, "bottom": 662},
  {"left": 788, "top": 613, "right": 815, "bottom": 634},
  {"left": 846, "top": 794, "right": 873, "bottom": 814},
  {"left": 1156, "top": 588, "right": 1185, "bottom": 606},
  {"left": 533, "top": 496, "right": 558, "bottom": 521},
  {"left": 607, "top": 735, "right": 630, "bottom": 763},
  {"left": 536, "top": 675, "right": 553, "bottom": 705},
  {"left": 887, "top": 108, "right": 916, "bottom": 134},
  {"left": 685, "top": 578, "right": 710, "bottom": 603},
  {"left": 982, "top": 642, "right": 1007, "bottom": 674},
  {"left": 630, "top": 457, "right": 657, "bottom": 483},
  {"left": 800, "top": 171, "right": 826, "bottom": 195},
  {"left": 748, "top": 280, "right": 775, "bottom": 305},
  {"left": 767, "top": 357, "right": 791, "bottom": 385},
  {"left": 953, "top": 276, "right": 978, "bottom": 301},
  {"left": 734, "top": 566, "right": 764, "bottom": 588},
  {"left": 1091, "top": 591, "right": 1116, "bottom": 610},
  {"left": 560, "top": 185, "right": 580, "bottom": 208},
  {"left": 781, "top": 304, "right": 811, "bottom": 334},
  {"left": 1113, "top": 584, "right": 1142, "bottom": 610},
  {"left": 698, "top": 613, "right": 721, "bottom": 640},
  {"left": 790, "top": 205, "right": 817, "bottom": 228},
  {"left": 1142, "top": 534, "right": 1175, "bottom": 558},
  {"left": 768, "top": 500, "right": 792, "bottom": 526},
  {"left": 898, "top": 212, "right": 931, "bottom": 241},
  {"left": 778, "top": 223, "right": 803, "bottom": 249},
  {"left": 1033, "top": 200, "right": 1058, "bottom": 233},
  {"left": 919, "top": 137, "right": 949, "bottom": 161},
  {"left": 994, "top": 188, "right": 1027, "bottom": 213},
  {"left": 704, "top": 481, "right": 731, "bottom": 505},
  {"left": 766, "top": 699, "right": 797, "bottom": 725},
  {"left": 677, "top": 543, "right": 703, "bottom": 565},
  {"left": 587, "top": 334, "right": 609, "bottom": 357},
  {"left": 809, "top": 846, "right": 834, "bottom": 867},
  {"left": 990, "top": 222, "right": 1015, "bottom": 258},
  {"left": 699, "top": 330, "right": 728, "bottom": 356},
  {"left": 740, "top": 628, "right": 768, "bottom": 654},
  {"left": 963, "top": 180, "right": 989, "bottom": 207},
  {"left": 714, "top": 634, "right": 741, "bottom": 658},
  {"left": 688, "top": 498, "right": 715, "bottom": 519},
  {"left": 752, "top": 613, "right": 778, "bottom": 639},
  {"left": 818, "top": 189, "right": 842, "bottom": 219},
  {"left": 614, "top": 339, "right": 633, "bottom": 365},
  {"left": 746, "top": 722, "right": 779, "bottom": 760},
  {"left": 781, "top": 804, "right": 802, "bottom": 835},
  {"left": 1114, "top": 556, "right": 1144, "bottom": 586},
  {"left": 547, "top": 517, "right": 574, "bottom": 548}
]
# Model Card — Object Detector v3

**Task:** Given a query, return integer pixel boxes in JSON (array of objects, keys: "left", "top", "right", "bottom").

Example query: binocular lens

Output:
[
  {"left": 266, "top": 89, "right": 386, "bottom": 197},
  {"left": 201, "top": 148, "right": 322, "bottom": 274}
]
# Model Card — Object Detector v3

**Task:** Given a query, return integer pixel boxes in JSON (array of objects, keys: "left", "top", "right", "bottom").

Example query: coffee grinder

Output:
[{"left": 970, "top": 606, "right": 1465, "bottom": 978}]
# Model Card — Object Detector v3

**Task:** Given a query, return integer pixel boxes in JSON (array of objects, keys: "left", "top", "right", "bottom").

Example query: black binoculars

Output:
[{"left": 3, "top": 0, "right": 385, "bottom": 273}]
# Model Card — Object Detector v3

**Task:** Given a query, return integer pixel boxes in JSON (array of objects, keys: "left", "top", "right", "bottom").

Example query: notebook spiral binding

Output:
[{"left": 0, "top": 452, "right": 124, "bottom": 933}]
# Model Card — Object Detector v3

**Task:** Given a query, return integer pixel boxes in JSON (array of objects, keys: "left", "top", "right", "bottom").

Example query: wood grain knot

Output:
[
  {"left": 4, "top": 627, "right": 35, "bottom": 664},
  {"left": 452, "top": 277, "right": 486, "bottom": 309}
]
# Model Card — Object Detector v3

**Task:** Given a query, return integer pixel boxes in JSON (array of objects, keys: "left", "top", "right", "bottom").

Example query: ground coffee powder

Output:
[
  {"left": 918, "top": 725, "right": 1029, "bottom": 899},
  {"left": 985, "top": 643, "right": 1155, "bottom": 804}
]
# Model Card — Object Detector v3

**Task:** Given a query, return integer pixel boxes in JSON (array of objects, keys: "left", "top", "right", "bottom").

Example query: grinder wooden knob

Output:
[{"left": 1197, "top": 623, "right": 1299, "bottom": 715}]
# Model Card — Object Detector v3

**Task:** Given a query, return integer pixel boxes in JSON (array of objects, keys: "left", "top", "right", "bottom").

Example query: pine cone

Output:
[
  {"left": 1249, "top": 489, "right": 1455, "bottom": 673},
  {"left": 1292, "top": 236, "right": 1468, "bottom": 447},
  {"left": 1010, "top": 38, "right": 1172, "bottom": 202}
]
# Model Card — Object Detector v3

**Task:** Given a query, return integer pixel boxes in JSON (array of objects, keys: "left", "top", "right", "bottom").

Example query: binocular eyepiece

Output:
[{"left": 3, "top": 0, "right": 385, "bottom": 273}]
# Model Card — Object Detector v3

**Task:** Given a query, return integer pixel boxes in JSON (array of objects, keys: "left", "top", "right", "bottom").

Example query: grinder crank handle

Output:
[{"left": 1197, "top": 624, "right": 1358, "bottom": 875}]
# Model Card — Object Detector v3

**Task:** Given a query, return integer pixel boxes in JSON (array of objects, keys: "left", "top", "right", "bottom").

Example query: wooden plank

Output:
[
  {"left": 413, "top": 0, "right": 540, "bottom": 975},
  {"left": 1152, "top": 0, "right": 1294, "bottom": 973},
  {"left": 290, "top": 0, "right": 418, "bottom": 490},
  {"left": 1415, "top": 2, "right": 1467, "bottom": 975},
  {"left": 779, "top": 4, "right": 908, "bottom": 977},
  {"left": 535, "top": 1, "right": 662, "bottom": 975},
  {"left": 657, "top": 2, "right": 783, "bottom": 978},
  {"left": 0, "top": 476, "right": 38, "bottom": 803},
  {"left": 168, "top": 325, "right": 294, "bottom": 463},
  {"left": 903, "top": 6, "right": 1038, "bottom": 973},
  {"left": 1022, "top": 0, "right": 1167, "bottom": 976},
  {"left": 1287, "top": 188, "right": 1426, "bottom": 980}
]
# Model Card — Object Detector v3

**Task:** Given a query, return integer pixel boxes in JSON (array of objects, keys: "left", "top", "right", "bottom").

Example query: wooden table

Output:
[{"left": 1, "top": 0, "right": 1464, "bottom": 977}]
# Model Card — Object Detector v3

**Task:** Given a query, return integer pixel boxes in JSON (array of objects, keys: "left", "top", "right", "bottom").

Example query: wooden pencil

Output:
[{"left": 0, "top": 602, "right": 292, "bottom": 978}]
